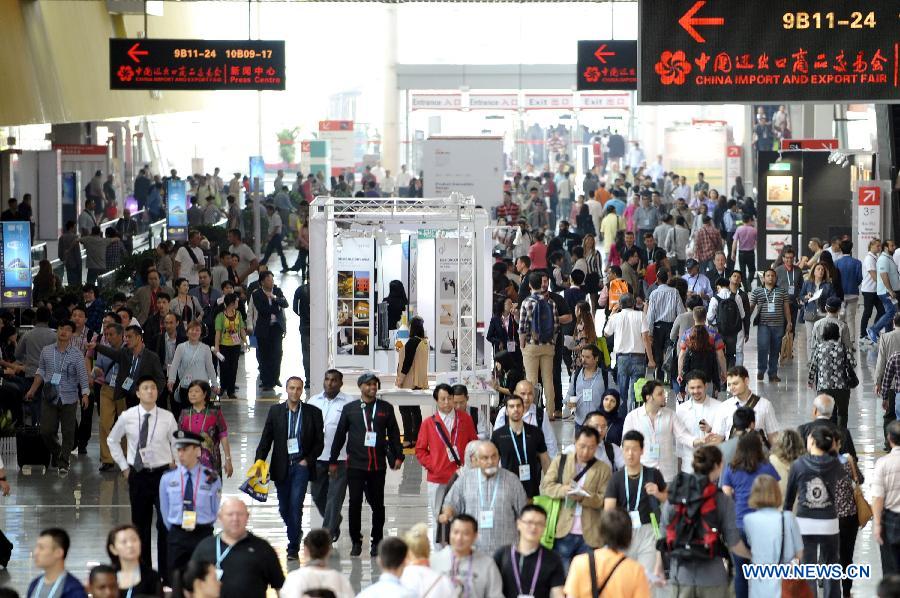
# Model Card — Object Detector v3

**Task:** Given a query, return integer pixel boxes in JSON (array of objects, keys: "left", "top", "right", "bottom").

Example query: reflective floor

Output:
[{"left": 0, "top": 264, "right": 887, "bottom": 595}]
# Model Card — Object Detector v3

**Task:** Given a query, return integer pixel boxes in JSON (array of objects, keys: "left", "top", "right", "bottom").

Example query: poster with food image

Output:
[
  {"left": 766, "top": 234, "right": 792, "bottom": 260},
  {"left": 337, "top": 271, "right": 354, "bottom": 298},
  {"left": 353, "top": 327, "right": 370, "bottom": 355},
  {"left": 354, "top": 271, "right": 370, "bottom": 299},
  {"left": 766, "top": 175, "right": 793, "bottom": 202},
  {"left": 336, "top": 328, "right": 354, "bottom": 354},
  {"left": 354, "top": 300, "right": 370, "bottom": 326},
  {"left": 765, "top": 205, "right": 792, "bottom": 231},
  {"left": 337, "top": 300, "right": 353, "bottom": 326}
]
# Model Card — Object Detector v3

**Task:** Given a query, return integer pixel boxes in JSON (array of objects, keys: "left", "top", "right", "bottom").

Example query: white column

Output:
[{"left": 381, "top": 4, "right": 400, "bottom": 174}]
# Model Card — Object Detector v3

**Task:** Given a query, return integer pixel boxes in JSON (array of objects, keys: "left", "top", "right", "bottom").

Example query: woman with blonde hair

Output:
[
  {"left": 400, "top": 523, "right": 456, "bottom": 597},
  {"left": 743, "top": 475, "right": 804, "bottom": 598},
  {"left": 769, "top": 428, "right": 805, "bottom": 500}
]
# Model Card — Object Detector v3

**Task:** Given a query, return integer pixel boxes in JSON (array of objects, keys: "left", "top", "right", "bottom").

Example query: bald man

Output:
[
  {"left": 190, "top": 498, "right": 284, "bottom": 597},
  {"left": 493, "top": 380, "right": 559, "bottom": 458}
]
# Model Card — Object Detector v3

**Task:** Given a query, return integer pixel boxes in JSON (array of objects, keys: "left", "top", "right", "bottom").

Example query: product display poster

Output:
[
  {"left": 766, "top": 176, "right": 793, "bottom": 202},
  {"left": 249, "top": 156, "right": 265, "bottom": 192},
  {"left": 766, "top": 234, "right": 792, "bottom": 260},
  {"left": 0, "top": 222, "right": 32, "bottom": 308},
  {"left": 423, "top": 137, "right": 504, "bottom": 209},
  {"left": 166, "top": 179, "right": 188, "bottom": 241},
  {"left": 434, "top": 237, "right": 473, "bottom": 373},
  {"left": 765, "top": 205, "right": 792, "bottom": 231},
  {"left": 335, "top": 238, "right": 375, "bottom": 367}
]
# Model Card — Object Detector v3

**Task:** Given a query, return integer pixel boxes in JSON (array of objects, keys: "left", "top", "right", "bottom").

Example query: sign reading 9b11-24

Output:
[{"left": 639, "top": 0, "right": 900, "bottom": 103}]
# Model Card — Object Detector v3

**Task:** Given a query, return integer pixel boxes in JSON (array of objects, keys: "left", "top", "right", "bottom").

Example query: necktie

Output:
[
  {"left": 134, "top": 413, "right": 150, "bottom": 471},
  {"left": 184, "top": 470, "right": 195, "bottom": 510}
]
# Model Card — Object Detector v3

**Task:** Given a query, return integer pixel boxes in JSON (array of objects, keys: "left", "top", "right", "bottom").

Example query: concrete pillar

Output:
[{"left": 381, "top": 5, "right": 399, "bottom": 173}]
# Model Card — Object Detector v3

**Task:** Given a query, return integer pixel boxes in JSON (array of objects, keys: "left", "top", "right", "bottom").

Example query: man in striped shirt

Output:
[
  {"left": 642, "top": 271, "right": 685, "bottom": 381},
  {"left": 749, "top": 268, "right": 793, "bottom": 382}
]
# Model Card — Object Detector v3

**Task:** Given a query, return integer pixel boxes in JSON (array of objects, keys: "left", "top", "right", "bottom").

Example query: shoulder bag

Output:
[
  {"left": 849, "top": 458, "right": 872, "bottom": 527},
  {"left": 845, "top": 348, "right": 860, "bottom": 389},
  {"left": 588, "top": 550, "right": 626, "bottom": 598}
]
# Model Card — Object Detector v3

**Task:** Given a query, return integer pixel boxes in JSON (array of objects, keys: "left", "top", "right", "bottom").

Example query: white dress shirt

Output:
[
  {"left": 604, "top": 309, "right": 646, "bottom": 355},
  {"left": 107, "top": 404, "right": 179, "bottom": 471},
  {"left": 675, "top": 397, "right": 724, "bottom": 473},
  {"left": 622, "top": 405, "right": 699, "bottom": 481},
  {"left": 307, "top": 391, "right": 354, "bottom": 461},
  {"left": 716, "top": 395, "right": 781, "bottom": 440},
  {"left": 493, "top": 404, "right": 559, "bottom": 458}
]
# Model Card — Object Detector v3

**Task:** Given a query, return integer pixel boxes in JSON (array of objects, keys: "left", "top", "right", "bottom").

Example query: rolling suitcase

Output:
[{"left": 15, "top": 425, "right": 51, "bottom": 471}]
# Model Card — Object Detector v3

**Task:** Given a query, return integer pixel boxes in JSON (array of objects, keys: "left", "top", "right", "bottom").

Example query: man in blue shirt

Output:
[
  {"left": 160, "top": 430, "right": 222, "bottom": 581},
  {"left": 835, "top": 239, "right": 863, "bottom": 334},
  {"left": 869, "top": 244, "right": 900, "bottom": 342}
]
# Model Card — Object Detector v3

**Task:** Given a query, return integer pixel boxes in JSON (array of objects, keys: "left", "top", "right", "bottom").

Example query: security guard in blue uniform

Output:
[{"left": 159, "top": 430, "right": 222, "bottom": 580}]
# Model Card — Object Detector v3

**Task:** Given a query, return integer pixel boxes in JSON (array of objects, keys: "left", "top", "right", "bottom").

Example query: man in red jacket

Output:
[{"left": 415, "top": 383, "right": 479, "bottom": 536}]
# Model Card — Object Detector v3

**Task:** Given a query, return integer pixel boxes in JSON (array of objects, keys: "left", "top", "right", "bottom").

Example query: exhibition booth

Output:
[{"left": 308, "top": 194, "right": 496, "bottom": 429}]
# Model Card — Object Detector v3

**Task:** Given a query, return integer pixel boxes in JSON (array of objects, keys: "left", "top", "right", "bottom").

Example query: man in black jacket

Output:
[
  {"left": 254, "top": 376, "right": 324, "bottom": 560},
  {"left": 797, "top": 393, "right": 858, "bottom": 462},
  {"left": 251, "top": 271, "right": 288, "bottom": 393},
  {"left": 93, "top": 325, "right": 165, "bottom": 409},
  {"left": 330, "top": 373, "right": 403, "bottom": 557}
]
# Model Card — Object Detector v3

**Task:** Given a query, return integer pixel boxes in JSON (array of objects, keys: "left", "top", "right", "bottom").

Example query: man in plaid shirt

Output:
[
  {"left": 694, "top": 216, "right": 723, "bottom": 268},
  {"left": 518, "top": 272, "right": 559, "bottom": 418}
]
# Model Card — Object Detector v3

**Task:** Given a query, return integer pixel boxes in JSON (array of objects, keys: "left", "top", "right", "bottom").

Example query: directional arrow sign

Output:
[
  {"left": 127, "top": 42, "right": 148, "bottom": 63},
  {"left": 594, "top": 44, "right": 616, "bottom": 64},
  {"left": 678, "top": 0, "right": 724, "bottom": 43}
]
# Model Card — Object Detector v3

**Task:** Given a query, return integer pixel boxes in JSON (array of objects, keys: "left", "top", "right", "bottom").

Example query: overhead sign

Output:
[
  {"left": 639, "top": 0, "right": 900, "bottom": 103},
  {"left": 0, "top": 222, "right": 32, "bottom": 308},
  {"left": 109, "top": 39, "right": 285, "bottom": 90},
  {"left": 782, "top": 139, "right": 839, "bottom": 150},
  {"left": 577, "top": 40, "right": 638, "bottom": 90},
  {"left": 856, "top": 181, "right": 889, "bottom": 260}
]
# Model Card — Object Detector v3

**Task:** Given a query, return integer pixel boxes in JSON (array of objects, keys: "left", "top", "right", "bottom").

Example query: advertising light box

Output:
[
  {"left": 639, "top": 0, "right": 900, "bottom": 103},
  {"left": 577, "top": 41, "right": 638, "bottom": 91}
]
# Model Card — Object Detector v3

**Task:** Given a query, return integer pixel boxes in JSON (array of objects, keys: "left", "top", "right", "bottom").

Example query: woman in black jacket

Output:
[
  {"left": 107, "top": 524, "right": 164, "bottom": 596},
  {"left": 486, "top": 298, "right": 519, "bottom": 359},
  {"left": 385, "top": 279, "right": 408, "bottom": 330}
]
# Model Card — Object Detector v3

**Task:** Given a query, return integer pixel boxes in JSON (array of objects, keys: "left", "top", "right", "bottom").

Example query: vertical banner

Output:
[
  {"left": 249, "top": 156, "right": 265, "bottom": 193},
  {"left": 726, "top": 146, "right": 742, "bottom": 195},
  {"left": 166, "top": 179, "right": 188, "bottom": 242},
  {"left": 61, "top": 171, "right": 78, "bottom": 230},
  {"left": 335, "top": 237, "right": 375, "bottom": 369},
  {"left": 318, "top": 121, "right": 354, "bottom": 176},
  {"left": 435, "top": 238, "right": 458, "bottom": 372},
  {"left": 0, "top": 222, "right": 32, "bottom": 308},
  {"left": 856, "top": 180, "right": 889, "bottom": 259}
]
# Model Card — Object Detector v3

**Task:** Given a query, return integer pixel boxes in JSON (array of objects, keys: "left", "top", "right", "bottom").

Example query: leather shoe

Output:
[
  {"left": 756, "top": 372, "right": 764, "bottom": 380},
  {"left": 98, "top": 463, "right": 116, "bottom": 472},
  {"left": 350, "top": 542, "right": 362, "bottom": 557},
  {"left": 769, "top": 375, "right": 781, "bottom": 383}
]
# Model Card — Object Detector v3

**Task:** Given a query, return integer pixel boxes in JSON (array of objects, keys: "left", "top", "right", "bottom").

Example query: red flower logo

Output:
[
  {"left": 117, "top": 65, "right": 134, "bottom": 82},
  {"left": 583, "top": 67, "right": 602, "bottom": 83},
  {"left": 655, "top": 51, "right": 692, "bottom": 85}
]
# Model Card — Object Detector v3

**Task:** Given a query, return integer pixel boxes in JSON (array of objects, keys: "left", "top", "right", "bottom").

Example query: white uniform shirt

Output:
[
  {"left": 622, "top": 405, "right": 699, "bottom": 481},
  {"left": 604, "top": 309, "right": 646, "bottom": 355},
  {"left": 675, "top": 397, "right": 723, "bottom": 473},
  {"left": 493, "top": 404, "right": 559, "bottom": 458},
  {"left": 175, "top": 246, "right": 205, "bottom": 285},
  {"left": 307, "top": 392, "right": 354, "bottom": 461},
  {"left": 107, "top": 405, "right": 179, "bottom": 471},
  {"left": 716, "top": 395, "right": 781, "bottom": 440}
]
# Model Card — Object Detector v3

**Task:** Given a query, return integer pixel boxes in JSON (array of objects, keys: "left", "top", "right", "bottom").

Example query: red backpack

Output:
[{"left": 658, "top": 473, "right": 728, "bottom": 561}]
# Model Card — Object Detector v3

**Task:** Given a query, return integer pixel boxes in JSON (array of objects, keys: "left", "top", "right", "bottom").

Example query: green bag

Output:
[
  {"left": 596, "top": 337, "right": 611, "bottom": 368},
  {"left": 532, "top": 454, "right": 567, "bottom": 549},
  {"left": 633, "top": 377, "right": 648, "bottom": 405}
]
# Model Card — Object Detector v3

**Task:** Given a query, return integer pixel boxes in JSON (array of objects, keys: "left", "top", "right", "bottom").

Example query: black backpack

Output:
[
  {"left": 717, "top": 293, "right": 743, "bottom": 335},
  {"left": 530, "top": 296, "right": 556, "bottom": 344},
  {"left": 658, "top": 473, "right": 728, "bottom": 561},
  {"left": 681, "top": 348, "right": 718, "bottom": 383}
]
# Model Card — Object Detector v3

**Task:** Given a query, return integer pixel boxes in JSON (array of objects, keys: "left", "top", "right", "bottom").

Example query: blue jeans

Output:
[
  {"left": 873, "top": 293, "right": 897, "bottom": 336},
  {"left": 554, "top": 533, "right": 591, "bottom": 571},
  {"left": 273, "top": 462, "right": 310, "bottom": 554},
  {"left": 732, "top": 529, "right": 749, "bottom": 598},
  {"left": 756, "top": 324, "right": 784, "bottom": 378},
  {"left": 616, "top": 354, "right": 647, "bottom": 416}
]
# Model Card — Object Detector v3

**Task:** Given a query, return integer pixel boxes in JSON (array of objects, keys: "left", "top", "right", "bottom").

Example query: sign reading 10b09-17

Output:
[{"left": 639, "top": 0, "right": 900, "bottom": 103}]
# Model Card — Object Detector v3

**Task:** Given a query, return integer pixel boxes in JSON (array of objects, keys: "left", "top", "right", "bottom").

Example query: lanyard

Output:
[
  {"left": 763, "top": 287, "right": 775, "bottom": 305},
  {"left": 129, "top": 353, "right": 141, "bottom": 377},
  {"left": 508, "top": 425, "right": 528, "bottom": 465},
  {"left": 288, "top": 406, "right": 302, "bottom": 439},
  {"left": 361, "top": 399, "right": 376, "bottom": 431},
  {"left": 187, "top": 406, "right": 209, "bottom": 434},
  {"left": 180, "top": 465, "right": 202, "bottom": 504},
  {"left": 216, "top": 535, "right": 234, "bottom": 568},
  {"left": 642, "top": 408, "right": 659, "bottom": 445},
  {"left": 35, "top": 574, "right": 65, "bottom": 598},
  {"left": 450, "top": 554, "right": 475, "bottom": 595},
  {"left": 52, "top": 346, "right": 70, "bottom": 379},
  {"left": 478, "top": 472, "right": 499, "bottom": 512},
  {"left": 625, "top": 467, "right": 644, "bottom": 511},
  {"left": 510, "top": 546, "right": 543, "bottom": 596},
  {"left": 321, "top": 396, "right": 339, "bottom": 421},
  {"left": 785, "top": 268, "right": 795, "bottom": 287}
]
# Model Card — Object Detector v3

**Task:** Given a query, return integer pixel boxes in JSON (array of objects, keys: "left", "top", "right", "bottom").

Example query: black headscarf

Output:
[{"left": 598, "top": 388, "right": 624, "bottom": 446}]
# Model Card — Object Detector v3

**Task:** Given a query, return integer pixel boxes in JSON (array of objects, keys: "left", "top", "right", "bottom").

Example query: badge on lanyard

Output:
[
  {"left": 123, "top": 377, "right": 134, "bottom": 391},
  {"left": 519, "top": 464, "right": 531, "bottom": 481},
  {"left": 767, "top": 302, "right": 776, "bottom": 313},
  {"left": 215, "top": 569, "right": 224, "bottom": 580},
  {"left": 582, "top": 388, "right": 593, "bottom": 403},
  {"left": 506, "top": 341, "right": 516, "bottom": 353},
  {"left": 364, "top": 431, "right": 377, "bottom": 447},
  {"left": 182, "top": 510, "right": 197, "bottom": 531},
  {"left": 787, "top": 285, "right": 795, "bottom": 295},
  {"left": 629, "top": 510, "right": 642, "bottom": 529},
  {"left": 479, "top": 510, "right": 494, "bottom": 529},
  {"left": 139, "top": 447, "right": 152, "bottom": 464},
  {"left": 51, "top": 373, "right": 61, "bottom": 385},
  {"left": 646, "top": 443, "right": 660, "bottom": 461},
  {"left": 287, "top": 438, "right": 300, "bottom": 454}
]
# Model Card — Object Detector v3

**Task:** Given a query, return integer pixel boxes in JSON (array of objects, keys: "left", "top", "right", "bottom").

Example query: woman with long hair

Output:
[
  {"left": 32, "top": 259, "right": 59, "bottom": 305},
  {"left": 170, "top": 277, "right": 203, "bottom": 324},
  {"left": 808, "top": 322, "right": 856, "bottom": 429},
  {"left": 581, "top": 234, "right": 602, "bottom": 311},
  {"left": 722, "top": 433, "right": 782, "bottom": 598},
  {"left": 397, "top": 316, "right": 428, "bottom": 447},
  {"left": 213, "top": 292, "right": 246, "bottom": 400},
  {"left": 800, "top": 263, "right": 835, "bottom": 356},
  {"left": 178, "top": 380, "right": 233, "bottom": 478},
  {"left": 679, "top": 319, "right": 721, "bottom": 393},
  {"left": 106, "top": 524, "right": 163, "bottom": 597},
  {"left": 818, "top": 250, "right": 844, "bottom": 301},
  {"left": 572, "top": 301, "right": 597, "bottom": 369},
  {"left": 769, "top": 428, "right": 805, "bottom": 500},
  {"left": 575, "top": 202, "right": 595, "bottom": 237},
  {"left": 731, "top": 175, "right": 746, "bottom": 200}
]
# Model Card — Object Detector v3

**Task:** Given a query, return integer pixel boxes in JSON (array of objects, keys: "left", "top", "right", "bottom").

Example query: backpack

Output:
[
  {"left": 530, "top": 296, "right": 555, "bottom": 344},
  {"left": 716, "top": 293, "right": 743, "bottom": 335},
  {"left": 609, "top": 279, "right": 628, "bottom": 307},
  {"left": 658, "top": 473, "right": 728, "bottom": 561},
  {"left": 681, "top": 347, "right": 718, "bottom": 384}
]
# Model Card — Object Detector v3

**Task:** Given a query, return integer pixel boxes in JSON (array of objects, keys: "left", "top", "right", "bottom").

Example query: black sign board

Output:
[
  {"left": 577, "top": 40, "right": 638, "bottom": 91},
  {"left": 109, "top": 39, "right": 285, "bottom": 90},
  {"left": 639, "top": 0, "right": 900, "bottom": 103}
]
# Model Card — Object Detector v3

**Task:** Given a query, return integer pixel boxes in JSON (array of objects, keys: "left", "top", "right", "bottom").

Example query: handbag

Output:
[
  {"left": 779, "top": 331, "right": 794, "bottom": 364},
  {"left": 850, "top": 459, "right": 872, "bottom": 527},
  {"left": 780, "top": 513, "right": 814, "bottom": 597},
  {"left": 532, "top": 453, "right": 569, "bottom": 549},
  {"left": 845, "top": 349, "right": 860, "bottom": 389}
]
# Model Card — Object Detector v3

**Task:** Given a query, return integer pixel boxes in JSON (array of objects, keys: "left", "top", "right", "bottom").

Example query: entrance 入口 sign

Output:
[
  {"left": 639, "top": 0, "right": 900, "bottom": 103},
  {"left": 109, "top": 39, "right": 285, "bottom": 90},
  {"left": 577, "top": 41, "right": 638, "bottom": 91}
]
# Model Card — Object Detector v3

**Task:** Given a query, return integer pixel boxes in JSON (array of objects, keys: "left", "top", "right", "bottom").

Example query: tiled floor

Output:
[{"left": 0, "top": 265, "right": 887, "bottom": 595}]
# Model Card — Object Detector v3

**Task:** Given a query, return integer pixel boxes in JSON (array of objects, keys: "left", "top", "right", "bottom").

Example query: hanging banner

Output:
[
  {"left": 726, "top": 145, "right": 742, "bottom": 194},
  {"left": 435, "top": 237, "right": 460, "bottom": 373},
  {"left": 318, "top": 121, "right": 354, "bottom": 175},
  {"left": 856, "top": 180, "right": 890, "bottom": 261},
  {"left": 335, "top": 237, "right": 375, "bottom": 369},
  {"left": 0, "top": 222, "right": 32, "bottom": 308},
  {"left": 166, "top": 179, "right": 188, "bottom": 242}
]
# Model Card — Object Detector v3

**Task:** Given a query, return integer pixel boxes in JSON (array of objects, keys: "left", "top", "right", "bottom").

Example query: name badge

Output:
[
  {"left": 582, "top": 389, "right": 593, "bottom": 403},
  {"left": 519, "top": 464, "right": 531, "bottom": 482},
  {"left": 629, "top": 510, "right": 642, "bottom": 529},
  {"left": 646, "top": 443, "right": 660, "bottom": 461},
  {"left": 364, "top": 431, "right": 377, "bottom": 447},
  {"left": 767, "top": 302, "right": 776, "bottom": 314},
  {"left": 138, "top": 447, "right": 152, "bottom": 464},
  {"left": 479, "top": 510, "right": 494, "bottom": 529},
  {"left": 122, "top": 377, "right": 134, "bottom": 391},
  {"left": 507, "top": 341, "right": 516, "bottom": 353},
  {"left": 230, "top": 333, "right": 241, "bottom": 345},
  {"left": 287, "top": 438, "right": 300, "bottom": 454},
  {"left": 182, "top": 510, "right": 197, "bottom": 531},
  {"left": 51, "top": 373, "right": 61, "bottom": 385},
  {"left": 787, "top": 285, "right": 795, "bottom": 295}
]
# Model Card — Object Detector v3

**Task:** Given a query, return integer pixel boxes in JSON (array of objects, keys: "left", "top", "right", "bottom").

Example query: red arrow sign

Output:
[
  {"left": 594, "top": 44, "right": 616, "bottom": 64},
  {"left": 678, "top": 1, "right": 724, "bottom": 43},
  {"left": 127, "top": 42, "right": 149, "bottom": 63}
]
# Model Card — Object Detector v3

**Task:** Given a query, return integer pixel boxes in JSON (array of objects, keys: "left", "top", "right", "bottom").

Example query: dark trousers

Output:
[
  {"left": 75, "top": 386, "right": 96, "bottom": 452},
  {"left": 167, "top": 524, "right": 212, "bottom": 581},
  {"left": 651, "top": 322, "right": 673, "bottom": 380},
  {"left": 262, "top": 233, "right": 288, "bottom": 269},
  {"left": 312, "top": 460, "right": 348, "bottom": 539},
  {"left": 40, "top": 401, "right": 77, "bottom": 469},
  {"left": 129, "top": 466, "right": 168, "bottom": 579},
  {"left": 300, "top": 326, "right": 310, "bottom": 385},
  {"left": 65, "top": 264, "right": 82, "bottom": 287},
  {"left": 400, "top": 406, "right": 422, "bottom": 443},
  {"left": 87, "top": 268, "right": 104, "bottom": 285},
  {"left": 256, "top": 333, "right": 283, "bottom": 388},
  {"left": 722, "top": 333, "right": 738, "bottom": 370},
  {"left": 881, "top": 510, "right": 900, "bottom": 574},
  {"left": 732, "top": 529, "right": 750, "bottom": 598},
  {"left": 737, "top": 250, "right": 755, "bottom": 292},
  {"left": 219, "top": 345, "right": 241, "bottom": 396},
  {"left": 552, "top": 342, "right": 568, "bottom": 414},
  {"left": 838, "top": 515, "right": 859, "bottom": 596},
  {"left": 802, "top": 533, "right": 841, "bottom": 598},
  {"left": 348, "top": 468, "right": 386, "bottom": 546},
  {"left": 861, "top": 291, "right": 885, "bottom": 337},
  {"left": 291, "top": 248, "right": 308, "bottom": 278},
  {"left": 824, "top": 387, "right": 851, "bottom": 429},
  {"left": 886, "top": 390, "right": 897, "bottom": 450},
  {"left": 273, "top": 462, "right": 311, "bottom": 554},
  {"left": 553, "top": 533, "right": 591, "bottom": 572}
]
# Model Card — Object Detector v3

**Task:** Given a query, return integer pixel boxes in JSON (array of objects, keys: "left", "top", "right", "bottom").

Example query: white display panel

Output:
[{"left": 423, "top": 137, "right": 504, "bottom": 209}]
